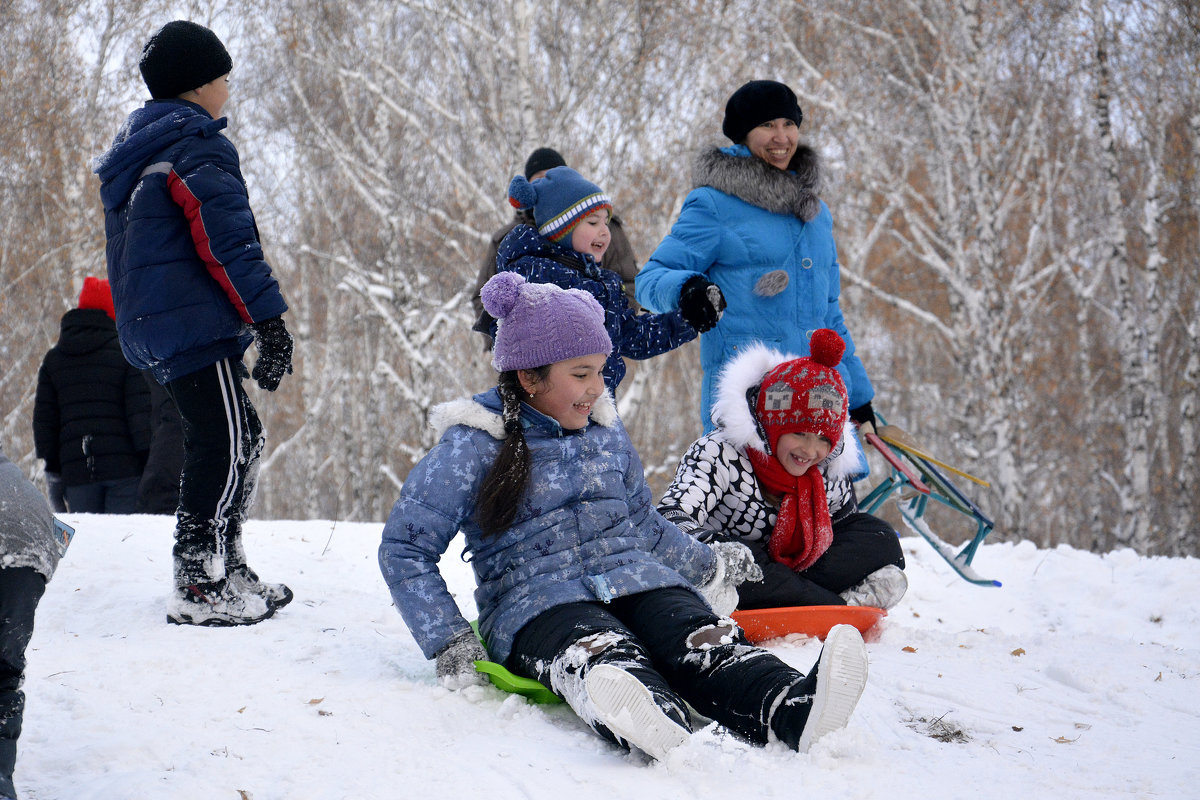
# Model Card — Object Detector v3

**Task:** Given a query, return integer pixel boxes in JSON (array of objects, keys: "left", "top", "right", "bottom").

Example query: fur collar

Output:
[
  {"left": 429, "top": 390, "right": 619, "bottom": 440},
  {"left": 692, "top": 145, "right": 822, "bottom": 222},
  {"left": 710, "top": 342, "right": 865, "bottom": 480}
]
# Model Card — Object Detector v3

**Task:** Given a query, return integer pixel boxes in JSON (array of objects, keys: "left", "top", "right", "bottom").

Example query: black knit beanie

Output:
[
  {"left": 523, "top": 147, "right": 567, "bottom": 180},
  {"left": 139, "top": 21, "right": 233, "bottom": 100},
  {"left": 722, "top": 80, "right": 804, "bottom": 144}
]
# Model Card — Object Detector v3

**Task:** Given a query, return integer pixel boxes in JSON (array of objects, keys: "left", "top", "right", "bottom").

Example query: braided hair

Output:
[{"left": 475, "top": 368, "right": 548, "bottom": 537}]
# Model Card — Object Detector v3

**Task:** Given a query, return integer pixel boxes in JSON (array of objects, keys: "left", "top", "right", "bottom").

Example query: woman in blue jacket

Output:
[
  {"left": 379, "top": 272, "right": 870, "bottom": 761},
  {"left": 635, "top": 80, "right": 877, "bottom": 434}
]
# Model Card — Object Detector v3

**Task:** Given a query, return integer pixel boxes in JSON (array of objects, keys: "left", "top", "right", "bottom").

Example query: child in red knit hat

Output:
[{"left": 658, "top": 329, "right": 908, "bottom": 610}]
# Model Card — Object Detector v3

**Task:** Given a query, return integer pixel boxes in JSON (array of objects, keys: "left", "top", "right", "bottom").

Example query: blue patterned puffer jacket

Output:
[
  {"left": 94, "top": 99, "right": 287, "bottom": 384},
  {"left": 378, "top": 388, "right": 717, "bottom": 664},
  {"left": 493, "top": 224, "right": 696, "bottom": 392}
]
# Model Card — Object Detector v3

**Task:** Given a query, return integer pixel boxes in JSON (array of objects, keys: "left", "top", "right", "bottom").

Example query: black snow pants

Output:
[
  {"left": 163, "top": 358, "right": 264, "bottom": 587},
  {"left": 0, "top": 567, "right": 47, "bottom": 800},
  {"left": 507, "top": 587, "right": 807, "bottom": 747},
  {"left": 735, "top": 511, "right": 905, "bottom": 608}
]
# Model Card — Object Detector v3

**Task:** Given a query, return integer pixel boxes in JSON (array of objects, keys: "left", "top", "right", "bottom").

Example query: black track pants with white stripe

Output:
[{"left": 163, "top": 358, "right": 264, "bottom": 586}]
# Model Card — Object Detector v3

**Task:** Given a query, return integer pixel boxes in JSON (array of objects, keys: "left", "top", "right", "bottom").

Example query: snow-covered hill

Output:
[{"left": 17, "top": 515, "right": 1200, "bottom": 799}]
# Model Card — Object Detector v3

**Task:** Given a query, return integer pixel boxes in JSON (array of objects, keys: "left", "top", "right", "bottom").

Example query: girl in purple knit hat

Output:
[{"left": 379, "top": 272, "right": 871, "bottom": 762}]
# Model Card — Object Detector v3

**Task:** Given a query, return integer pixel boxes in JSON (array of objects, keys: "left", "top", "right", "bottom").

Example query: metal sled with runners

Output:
[{"left": 858, "top": 413, "right": 1001, "bottom": 587}]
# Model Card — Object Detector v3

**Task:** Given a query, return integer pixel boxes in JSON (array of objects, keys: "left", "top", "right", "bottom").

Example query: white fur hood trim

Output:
[
  {"left": 428, "top": 390, "right": 619, "bottom": 440},
  {"left": 709, "top": 341, "right": 866, "bottom": 480}
]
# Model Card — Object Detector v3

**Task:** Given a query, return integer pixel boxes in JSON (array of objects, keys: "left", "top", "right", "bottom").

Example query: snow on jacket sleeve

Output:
[
  {"left": 378, "top": 429, "right": 485, "bottom": 660},
  {"left": 617, "top": 421, "right": 716, "bottom": 586},
  {"left": 635, "top": 188, "right": 724, "bottom": 314},
  {"left": 167, "top": 138, "right": 287, "bottom": 325}
]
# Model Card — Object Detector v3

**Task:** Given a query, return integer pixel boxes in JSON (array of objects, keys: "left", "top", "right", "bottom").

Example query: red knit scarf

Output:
[{"left": 748, "top": 448, "right": 833, "bottom": 572}]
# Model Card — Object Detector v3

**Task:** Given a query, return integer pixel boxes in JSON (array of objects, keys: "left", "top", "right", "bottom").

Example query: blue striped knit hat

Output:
[{"left": 507, "top": 167, "right": 612, "bottom": 244}]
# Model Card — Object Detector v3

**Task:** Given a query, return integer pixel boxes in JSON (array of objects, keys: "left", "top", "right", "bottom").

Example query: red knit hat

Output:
[
  {"left": 78, "top": 276, "right": 116, "bottom": 320},
  {"left": 755, "top": 328, "right": 848, "bottom": 453}
]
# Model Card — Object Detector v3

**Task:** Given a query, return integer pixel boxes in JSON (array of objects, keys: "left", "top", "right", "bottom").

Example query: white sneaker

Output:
[
  {"left": 840, "top": 565, "right": 908, "bottom": 609},
  {"left": 796, "top": 624, "right": 869, "bottom": 753},
  {"left": 167, "top": 580, "right": 275, "bottom": 627},
  {"left": 585, "top": 664, "right": 691, "bottom": 761}
]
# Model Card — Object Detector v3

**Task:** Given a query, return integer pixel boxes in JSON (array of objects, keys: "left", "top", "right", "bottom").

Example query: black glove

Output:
[
  {"left": 45, "top": 472, "right": 67, "bottom": 513},
  {"left": 849, "top": 402, "right": 877, "bottom": 432},
  {"left": 679, "top": 276, "right": 725, "bottom": 333},
  {"left": 250, "top": 316, "right": 294, "bottom": 392}
]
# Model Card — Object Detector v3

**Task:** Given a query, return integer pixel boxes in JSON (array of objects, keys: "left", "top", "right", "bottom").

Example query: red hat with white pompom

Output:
[{"left": 754, "top": 328, "right": 848, "bottom": 453}]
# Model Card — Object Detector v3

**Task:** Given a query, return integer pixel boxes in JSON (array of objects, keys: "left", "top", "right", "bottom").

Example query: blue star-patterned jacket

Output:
[
  {"left": 493, "top": 224, "right": 697, "bottom": 392},
  {"left": 377, "top": 387, "right": 718, "bottom": 664}
]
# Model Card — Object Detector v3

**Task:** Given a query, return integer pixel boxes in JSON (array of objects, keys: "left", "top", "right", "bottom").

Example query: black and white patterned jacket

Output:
[{"left": 658, "top": 342, "right": 866, "bottom": 544}]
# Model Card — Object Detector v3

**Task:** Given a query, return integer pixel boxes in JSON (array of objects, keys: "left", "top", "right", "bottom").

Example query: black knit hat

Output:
[
  {"left": 523, "top": 147, "right": 567, "bottom": 180},
  {"left": 722, "top": 80, "right": 804, "bottom": 143},
  {"left": 139, "top": 21, "right": 233, "bottom": 100}
]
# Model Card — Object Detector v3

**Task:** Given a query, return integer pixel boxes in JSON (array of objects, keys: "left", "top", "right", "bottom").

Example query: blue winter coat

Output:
[
  {"left": 635, "top": 145, "right": 874, "bottom": 432},
  {"left": 493, "top": 225, "right": 697, "bottom": 392},
  {"left": 377, "top": 388, "right": 717, "bottom": 664},
  {"left": 93, "top": 100, "right": 288, "bottom": 384}
]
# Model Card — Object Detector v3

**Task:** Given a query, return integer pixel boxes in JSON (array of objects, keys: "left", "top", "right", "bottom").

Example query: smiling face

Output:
[
  {"left": 744, "top": 117, "right": 800, "bottom": 170},
  {"left": 774, "top": 431, "right": 832, "bottom": 477},
  {"left": 519, "top": 353, "right": 607, "bottom": 430},
  {"left": 569, "top": 210, "right": 611, "bottom": 263}
]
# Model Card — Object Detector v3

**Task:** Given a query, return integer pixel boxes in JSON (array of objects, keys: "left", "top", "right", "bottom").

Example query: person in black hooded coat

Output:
[{"left": 33, "top": 277, "right": 151, "bottom": 514}]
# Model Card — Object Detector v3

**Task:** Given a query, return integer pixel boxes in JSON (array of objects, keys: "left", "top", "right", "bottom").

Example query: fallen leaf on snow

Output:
[
  {"left": 1011, "top": 648, "right": 1025, "bottom": 656},
  {"left": 902, "top": 646, "right": 917, "bottom": 653}
]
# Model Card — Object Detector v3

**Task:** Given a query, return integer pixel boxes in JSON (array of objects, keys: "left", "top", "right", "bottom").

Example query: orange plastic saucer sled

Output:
[{"left": 731, "top": 605, "right": 886, "bottom": 644}]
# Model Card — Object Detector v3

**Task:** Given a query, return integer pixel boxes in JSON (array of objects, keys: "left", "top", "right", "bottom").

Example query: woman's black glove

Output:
[
  {"left": 849, "top": 402, "right": 877, "bottom": 434},
  {"left": 679, "top": 276, "right": 726, "bottom": 333},
  {"left": 250, "top": 316, "right": 294, "bottom": 392}
]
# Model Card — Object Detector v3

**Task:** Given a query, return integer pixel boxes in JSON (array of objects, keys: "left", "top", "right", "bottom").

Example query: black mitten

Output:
[
  {"left": 250, "top": 316, "right": 294, "bottom": 392},
  {"left": 679, "top": 276, "right": 725, "bottom": 333},
  {"left": 849, "top": 401, "right": 876, "bottom": 431}
]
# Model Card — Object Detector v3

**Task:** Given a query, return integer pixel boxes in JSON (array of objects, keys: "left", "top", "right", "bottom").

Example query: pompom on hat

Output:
[
  {"left": 139, "top": 20, "right": 233, "bottom": 100},
  {"left": 77, "top": 276, "right": 116, "bottom": 320},
  {"left": 722, "top": 79, "right": 804, "bottom": 144},
  {"left": 481, "top": 272, "right": 612, "bottom": 372},
  {"left": 508, "top": 167, "right": 612, "bottom": 244},
  {"left": 754, "top": 328, "right": 849, "bottom": 454}
]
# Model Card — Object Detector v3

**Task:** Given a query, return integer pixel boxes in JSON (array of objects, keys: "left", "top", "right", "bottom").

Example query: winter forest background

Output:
[{"left": 2, "top": 0, "right": 1197, "bottom": 559}]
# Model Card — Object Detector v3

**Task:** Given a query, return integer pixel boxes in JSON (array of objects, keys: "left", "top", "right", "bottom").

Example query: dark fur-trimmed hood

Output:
[{"left": 692, "top": 144, "right": 822, "bottom": 222}]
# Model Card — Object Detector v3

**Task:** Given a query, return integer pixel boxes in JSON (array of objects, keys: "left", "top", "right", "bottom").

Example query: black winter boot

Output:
[{"left": 223, "top": 522, "right": 293, "bottom": 608}]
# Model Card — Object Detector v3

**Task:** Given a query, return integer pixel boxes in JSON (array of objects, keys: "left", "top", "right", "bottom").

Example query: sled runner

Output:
[
  {"left": 859, "top": 414, "right": 1001, "bottom": 587},
  {"left": 732, "top": 605, "right": 886, "bottom": 644}
]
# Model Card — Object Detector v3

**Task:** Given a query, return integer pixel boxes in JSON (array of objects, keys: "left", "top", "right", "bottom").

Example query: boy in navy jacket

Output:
[{"left": 94, "top": 20, "right": 293, "bottom": 626}]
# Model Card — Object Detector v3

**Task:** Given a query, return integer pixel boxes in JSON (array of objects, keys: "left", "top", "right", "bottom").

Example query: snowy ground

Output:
[{"left": 15, "top": 514, "right": 1200, "bottom": 800}]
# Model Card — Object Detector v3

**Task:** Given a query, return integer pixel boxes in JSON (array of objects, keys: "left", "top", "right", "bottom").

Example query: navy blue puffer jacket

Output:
[
  {"left": 93, "top": 100, "right": 287, "bottom": 384},
  {"left": 494, "top": 225, "right": 696, "bottom": 392}
]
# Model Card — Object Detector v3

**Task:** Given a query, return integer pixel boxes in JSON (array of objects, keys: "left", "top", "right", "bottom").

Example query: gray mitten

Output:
[
  {"left": 698, "top": 541, "right": 763, "bottom": 616},
  {"left": 434, "top": 629, "right": 491, "bottom": 690}
]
